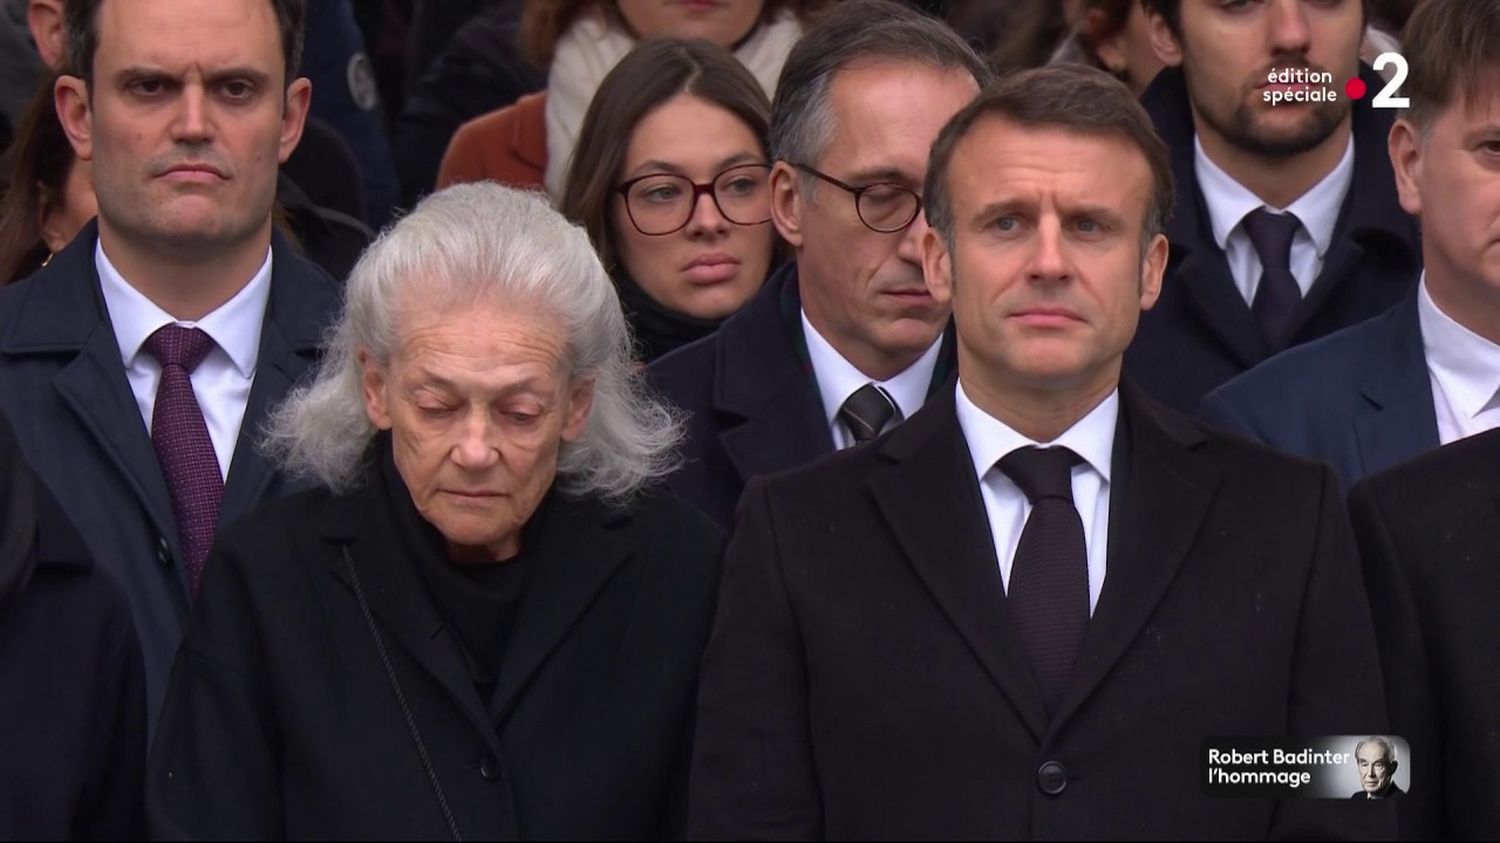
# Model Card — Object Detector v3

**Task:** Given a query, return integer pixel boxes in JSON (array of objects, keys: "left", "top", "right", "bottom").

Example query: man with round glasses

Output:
[{"left": 647, "top": 0, "right": 990, "bottom": 530}]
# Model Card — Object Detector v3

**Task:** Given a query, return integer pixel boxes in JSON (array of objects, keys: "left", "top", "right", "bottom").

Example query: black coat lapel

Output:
[
  {"left": 1051, "top": 382, "right": 1220, "bottom": 730},
  {"left": 714, "top": 265, "right": 834, "bottom": 483},
  {"left": 219, "top": 240, "right": 335, "bottom": 523},
  {"left": 323, "top": 487, "right": 503, "bottom": 754},
  {"left": 868, "top": 391, "right": 1050, "bottom": 741},
  {"left": 488, "top": 493, "right": 632, "bottom": 725}
]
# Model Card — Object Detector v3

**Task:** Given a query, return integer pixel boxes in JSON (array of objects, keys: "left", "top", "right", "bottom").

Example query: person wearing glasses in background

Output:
[
  {"left": 561, "top": 39, "right": 779, "bottom": 363},
  {"left": 647, "top": 0, "right": 990, "bottom": 530}
]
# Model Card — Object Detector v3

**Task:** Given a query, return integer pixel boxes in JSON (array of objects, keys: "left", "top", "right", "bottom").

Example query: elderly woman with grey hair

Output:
[{"left": 146, "top": 183, "right": 725, "bottom": 841}]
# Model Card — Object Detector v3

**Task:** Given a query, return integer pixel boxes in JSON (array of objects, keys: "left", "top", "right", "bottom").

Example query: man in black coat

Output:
[
  {"left": 1124, "top": 0, "right": 1419, "bottom": 413},
  {"left": 1350, "top": 428, "right": 1500, "bottom": 838},
  {"left": 646, "top": 0, "right": 987, "bottom": 531},
  {"left": 1198, "top": 0, "right": 1500, "bottom": 491},
  {"left": 0, "top": 0, "right": 338, "bottom": 733},
  {"left": 0, "top": 413, "right": 145, "bottom": 840},
  {"left": 149, "top": 183, "right": 725, "bottom": 839},
  {"left": 690, "top": 66, "right": 1391, "bottom": 840}
]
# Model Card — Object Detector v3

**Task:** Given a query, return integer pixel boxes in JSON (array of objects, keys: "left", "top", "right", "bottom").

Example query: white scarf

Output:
[{"left": 544, "top": 5, "right": 803, "bottom": 200}]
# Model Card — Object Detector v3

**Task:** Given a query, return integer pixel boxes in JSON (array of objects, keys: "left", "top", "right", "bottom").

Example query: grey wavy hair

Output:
[{"left": 262, "top": 182, "right": 683, "bottom": 500}]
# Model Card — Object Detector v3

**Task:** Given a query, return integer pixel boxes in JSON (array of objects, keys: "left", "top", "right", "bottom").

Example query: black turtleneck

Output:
[{"left": 613, "top": 271, "right": 725, "bottom": 362}]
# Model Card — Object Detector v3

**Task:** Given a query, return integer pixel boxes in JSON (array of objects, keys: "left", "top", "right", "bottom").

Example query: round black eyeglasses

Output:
[{"left": 793, "top": 163, "right": 923, "bottom": 233}]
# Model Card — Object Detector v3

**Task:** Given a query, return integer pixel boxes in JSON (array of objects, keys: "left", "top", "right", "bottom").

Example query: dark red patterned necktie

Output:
[{"left": 143, "top": 325, "right": 223, "bottom": 599}]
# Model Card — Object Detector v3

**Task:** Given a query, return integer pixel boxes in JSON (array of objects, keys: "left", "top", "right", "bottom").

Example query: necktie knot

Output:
[
  {"left": 839, "top": 383, "right": 899, "bottom": 444},
  {"left": 998, "top": 445, "right": 1079, "bottom": 504},
  {"left": 1241, "top": 208, "right": 1300, "bottom": 272},
  {"left": 143, "top": 324, "right": 216, "bottom": 373}
]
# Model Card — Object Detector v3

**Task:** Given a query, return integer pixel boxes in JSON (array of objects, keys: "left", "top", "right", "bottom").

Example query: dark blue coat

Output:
[
  {"left": 0, "top": 221, "right": 341, "bottom": 734},
  {"left": 0, "top": 413, "right": 145, "bottom": 840},
  {"left": 646, "top": 264, "right": 955, "bottom": 531},
  {"left": 1125, "top": 66, "right": 1421, "bottom": 413},
  {"left": 1200, "top": 287, "right": 1437, "bottom": 492}
]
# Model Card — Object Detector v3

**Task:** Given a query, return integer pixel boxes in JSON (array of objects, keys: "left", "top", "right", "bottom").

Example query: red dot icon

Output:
[{"left": 1345, "top": 78, "right": 1368, "bottom": 100}]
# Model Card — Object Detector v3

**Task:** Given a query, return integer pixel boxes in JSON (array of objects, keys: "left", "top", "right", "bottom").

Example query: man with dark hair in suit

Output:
[
  {"left": 646, "top": 0, "right": 991, "bottom": 530},
  {"left": 689, "top": 64, "right": 1391, "bottom": 839},
  {"left": 0, "top": 0, "right": 338, "bottom": 733},
  {"left": 1200, "top": 0, "right": 1500, "bottom": 491},
  {"left": 1125, "top": 0, "right": 1419, "bottom": 413},
  {"left": 1350, "top": 427, "right": 1500, "bottom": 838}
]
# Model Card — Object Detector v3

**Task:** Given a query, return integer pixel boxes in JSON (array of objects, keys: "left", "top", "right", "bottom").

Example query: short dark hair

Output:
[
  {"left": 64, "top": 0, "right": 306, "bottom": 87},
  {"left": 1142, "top": 0, "right": 1368, "bottom": 39},
  {"left": 924, "top": 64, "right": 1174, "bottom": 249},
  {"left": 768, "top": 0, "right": 992, "bottom": 167},
  {"left": 560, "top": 39, "right": 773, "bottom": 272},
  {"left": 1401, "top": 0, "right": 1500, "bottom": 129}
]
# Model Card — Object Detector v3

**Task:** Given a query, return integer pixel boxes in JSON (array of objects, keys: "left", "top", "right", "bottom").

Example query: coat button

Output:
[
  {"left": 479, "top": 753, "right": 500, "bottom": 781},
  {"left": 1037, "top": 761, "right": 1067, "bottom": 796},
  {"left": 156, "top": 536, "right": 172, "bottom": 565}
]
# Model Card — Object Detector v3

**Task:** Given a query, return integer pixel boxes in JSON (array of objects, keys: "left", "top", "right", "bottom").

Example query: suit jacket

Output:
[
  {"left": 1125, "top": 66, "right": 1420, "bottom": 413},
  {"left": 690, "top": 381, "right": 1392, "bottom": 840},
  {"left": 0, "top": 221, "right": 341, "bottom": 731},
  {"left": 1351, "top": 784, "right": 1404, "bottom": 800},
  {"left": 1349, "top": 429, "right": 1500, "bottom": 839},
  {"left": 0, "top": 412, "right": 145, "bottom": 840},
  {"left": 1200, "top": 287, "right": 1436, "bottom": 491},
  {"left": 436, "top": 90, "right": 547, "bottom": 192},
  {"left": 646, "top": 263, "right": 956, "bottom": 530},
  {"left": 147, "top": 474, "right": 725, "bottom": 840}
]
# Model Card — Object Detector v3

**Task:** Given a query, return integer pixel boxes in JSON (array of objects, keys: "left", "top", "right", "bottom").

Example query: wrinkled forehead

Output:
[
  {"left": 92, "top": 0, "right": 284, "bottom": 77},
  {"left": 820, "top": 60, "right": 978, "bottom": 183},
  {"left": 1355, "top": 742, "right": 1390, "bottom": 763}
]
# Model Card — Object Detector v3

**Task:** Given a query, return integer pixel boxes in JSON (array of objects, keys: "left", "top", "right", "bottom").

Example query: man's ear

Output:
[
  {"left": 1139, "top": 232, "right": 1169, "bottom": 311},
  {"left": 1388, "top": 118, "right": 1424, "bottom": 217},
  {"left": 768, "top": 161, "right": 805, "bottom": 249},
  {"left": 277, "top": 77, "right": 313, "bottom": 165},
  {"left": 1145, "top": 7, "right": 1184, "bottom": 67},
  {"left": 922, "top": 228, "right": 954, "bottom": 307},
  {"left": 28, "top": 0, "right": 66, "bottom": 71},
  {"left": 54, "top": 75, "right": 94, "bottom": 161}
]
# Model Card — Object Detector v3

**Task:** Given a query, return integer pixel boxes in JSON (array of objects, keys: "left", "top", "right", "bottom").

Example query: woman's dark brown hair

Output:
[
  {"left": 520, "top": 0, "right": 828, "bottom": 67},
  {"left": 559, "top": 38, "right": 773, "bottom": 273},
  {"left": 0, "top": 76, "right": 79, "bottom": 284}
]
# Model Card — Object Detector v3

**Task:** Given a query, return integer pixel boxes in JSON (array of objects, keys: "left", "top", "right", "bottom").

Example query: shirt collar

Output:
[
  {"left": 800, "top": 308, "right": 944, "bottom": 426},
  {"left": 954, "top": 379, "right": 1118, "bottom": 485},
  {"left": 1194, "top": 134, "right": 1354, "bottom": 257},
  {"left": 96, "top": 241, "right": 273, "bottom": 378},
  {"left": 1418, "top": 272, "right": 1500, "bottom": 418}
]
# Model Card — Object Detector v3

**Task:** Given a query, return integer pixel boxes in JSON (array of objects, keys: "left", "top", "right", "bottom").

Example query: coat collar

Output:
[
  {"left": 1142, "top": 65, "right": 1419, "bottom": 363},
  {"left": 321, "top": 466, "right": 635, "bottom": 739},
  {"left": 867, "top": 379, "right": 1219, "bottom": 742}
]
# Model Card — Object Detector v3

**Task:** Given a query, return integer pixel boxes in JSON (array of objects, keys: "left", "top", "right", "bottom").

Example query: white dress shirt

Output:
[
  {"left": 801, "top": 309, "right": 944, "bottom": 450},
  {"left": 97, "top": 242, "right": 272, "bottom": 480},
  {"left": 1417, "top": 274, "right": 1500, "bottom": 445},
  {"left": 954, "top": 381, "right": 1116, "bottom": 615},
  {"left": 1194, "top": 134, "right": 1354, "bottom": 306}
]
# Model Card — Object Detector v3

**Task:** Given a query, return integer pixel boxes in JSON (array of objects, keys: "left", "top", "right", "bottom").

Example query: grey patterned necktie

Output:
[
  {"left": 143, "top": 325, "right": 223, "bottom": 599},
  {"left": 838, "top": 383, "right": 899, "bottom": 444}
]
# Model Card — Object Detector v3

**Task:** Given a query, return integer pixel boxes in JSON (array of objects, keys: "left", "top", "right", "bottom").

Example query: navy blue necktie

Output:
[{"left": 1242, "top": 208, "right": 1303, "bottom": 349}]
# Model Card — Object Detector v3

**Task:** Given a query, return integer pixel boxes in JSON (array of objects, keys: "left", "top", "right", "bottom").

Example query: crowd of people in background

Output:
[{"left": 0, "top": 0, "right": 1497, "bottom": 839}]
